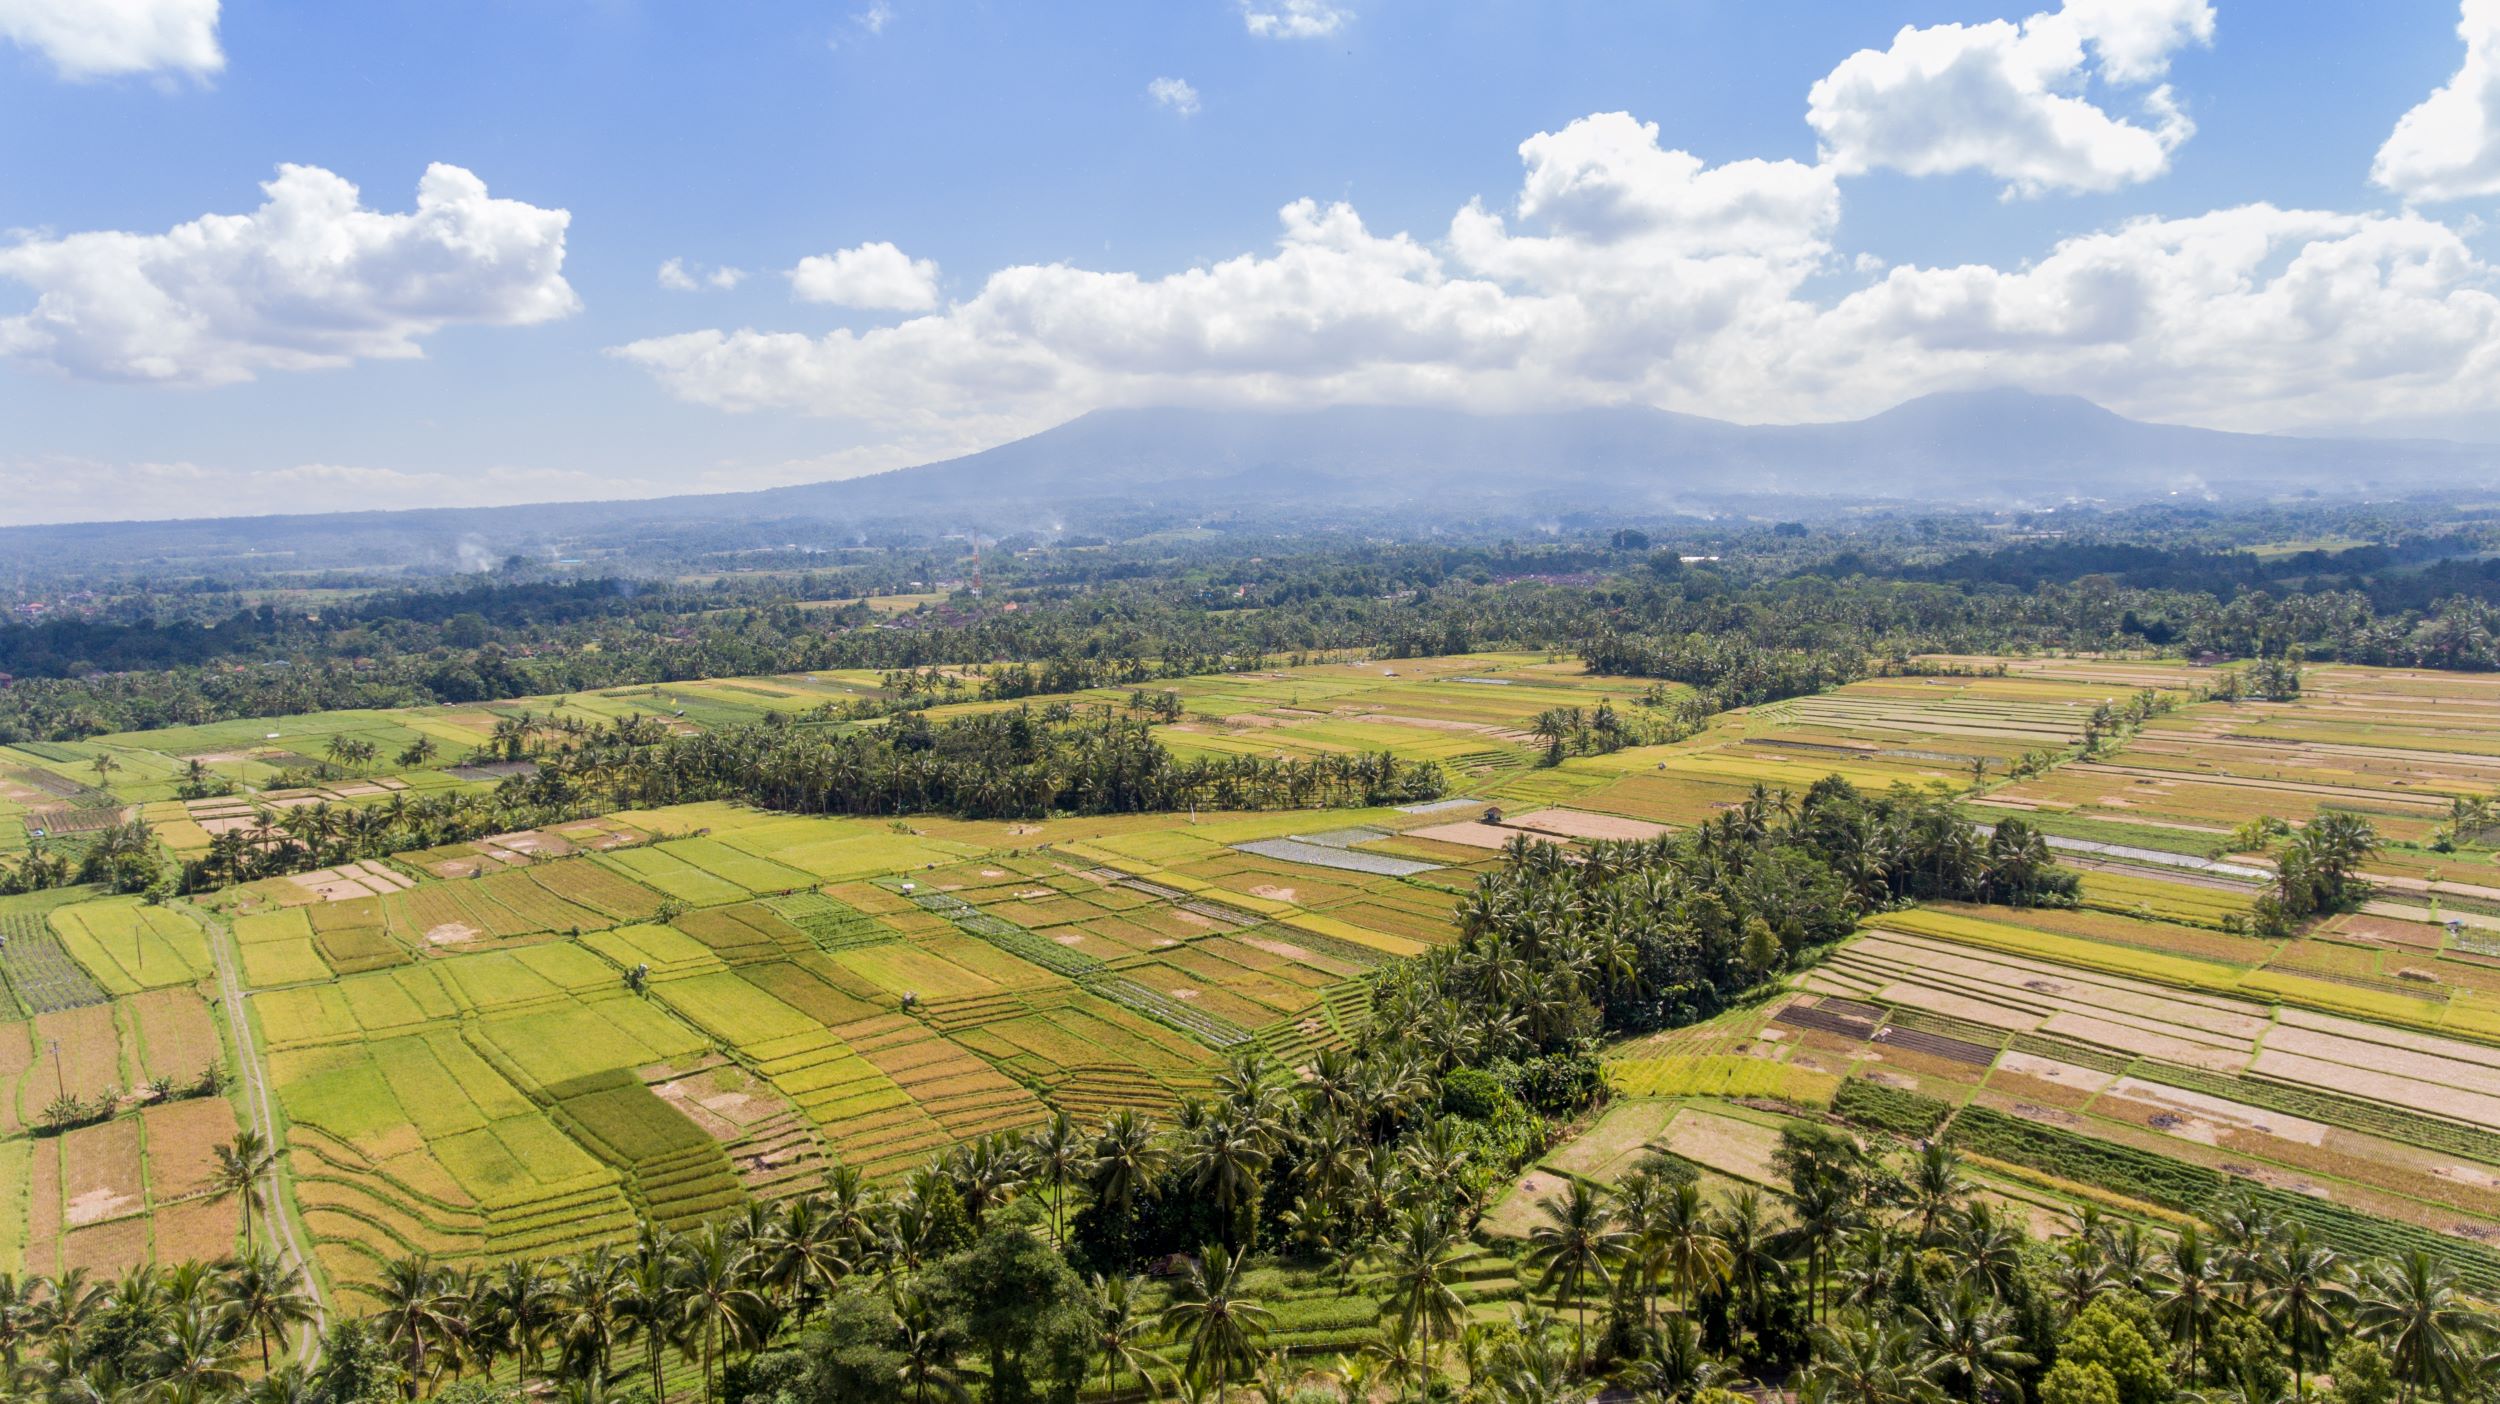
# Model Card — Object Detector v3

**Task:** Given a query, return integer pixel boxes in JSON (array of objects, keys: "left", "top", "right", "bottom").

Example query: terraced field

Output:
[{"left": 25, "top": 649, "right": 2500, "bottom": 1324}]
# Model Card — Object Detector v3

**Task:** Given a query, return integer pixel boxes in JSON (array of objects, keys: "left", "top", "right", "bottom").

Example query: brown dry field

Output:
[
  {"left": 60, "top": 1215, "right": 150, "bottom": 1275},
  {"left": 151, "top": 1194, "right": 238, "bottom": 1264},
  {"left": 143, "top": 1095, "right": 240, "bottom": 1200},
  {"left": 1656, "top": 1107, "right": 1785, "bottom": 1184},
  {"left": 62, "top": 1115, "right": 144, "bottom": 1227},
  {"left": 1505, "top": 807, "right": 1672, "bottom": 841},
  {"left": 24, "top": 1141, "right": 59, "bottom": 1275},
  {"left": 28, "top": 1003, "right": 123, "bottom": 1105}
]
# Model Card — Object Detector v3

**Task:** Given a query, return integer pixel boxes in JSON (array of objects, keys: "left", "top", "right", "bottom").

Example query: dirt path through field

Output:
[{"left": 186, "top": 900, "right": 329, "bottom": 1360}]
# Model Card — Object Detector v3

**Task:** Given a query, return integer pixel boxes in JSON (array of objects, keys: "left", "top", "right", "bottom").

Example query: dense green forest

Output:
[{"left": 12, "top": 505, "right": 2500, "bottom": 743}]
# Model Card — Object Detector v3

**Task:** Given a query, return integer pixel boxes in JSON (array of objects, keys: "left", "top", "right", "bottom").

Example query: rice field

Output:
[{"left": 28, "top": 651, "right": 2500, "bottom": 1307}]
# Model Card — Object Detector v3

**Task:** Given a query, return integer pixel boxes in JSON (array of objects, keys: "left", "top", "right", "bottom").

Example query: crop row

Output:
[
  {"left": 1831, "top": 1078, "right": 1953, "bottom": 1138},
  {"left": 1946, "top": 1104, "right": 2500, "bottom": 1294},
  {"left": 906, "top": 891, "right": 1105, "bottom": 978},
  {"left": 2127, "top": 1062, "right": 2500, "bottom": 1167},
  {"left": 0, "top": 914, "right": 109, "bottom": 1015}
]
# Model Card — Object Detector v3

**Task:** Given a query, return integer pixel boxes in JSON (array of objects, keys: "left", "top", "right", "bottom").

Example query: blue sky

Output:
[{"left": 2, "top": 0, "right": 2498, "bottom": 523}]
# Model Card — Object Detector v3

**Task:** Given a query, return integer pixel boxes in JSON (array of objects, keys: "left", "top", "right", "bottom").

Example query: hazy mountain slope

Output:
[{"left": 6, "top": 390, "right": 2494, "bottom": 572}]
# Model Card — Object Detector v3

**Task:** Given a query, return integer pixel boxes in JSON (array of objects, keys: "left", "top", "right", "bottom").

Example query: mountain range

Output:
[{"left": 11, "top": 389, "right": 2498, "bottom": 570}]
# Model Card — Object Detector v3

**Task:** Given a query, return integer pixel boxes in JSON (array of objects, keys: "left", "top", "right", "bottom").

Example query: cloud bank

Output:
[{"left": 0, "top": 163, "right": 577, "bottom": 384}]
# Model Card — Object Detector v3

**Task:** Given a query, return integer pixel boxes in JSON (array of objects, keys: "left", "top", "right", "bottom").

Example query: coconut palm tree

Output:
[
  {"left": 1613, "top": 1314, "right": 1722, "bottom": 1403},
  {"left": 364, "top": 1256, "right": 461, "bottom": 1395},
  {"left": 482, "top": 1258, "right": 558, "bottom": 1385},
  {"left": 1183, "top": 1112, "right": 1271, "bottom": 1251},
  {"left": 668, "top": 1225, "right": 767, "bottom": 1404},
  {"left": 155, "top": 1303, "right": 247, "bottom": 1404},
  {"left": 617, "top": 1241, "right": 681, "bottom": 1404},
  {"left": 1784, "top": 1172, "right": 1863, "bottom": 1323},
  {"left": 1091, "top": 1273, "right": 1162, "bottom": 1403},
  {"left": 208, "top": 1131, "right": 279, "bottom": 1249},
  {"left": 1089, "top": 1110, "right": 1167, "bottom": 1226},
  {"left": 894, "top": 1289, "right": 964, "bottom": 1404},
  {"left": 1718, "top": 1189, "right": 1783, "bottom": 1335},
  {"left": 553, "top": 1247, "right": 630, "bottom": 1386},
  {"left": 1028, "top": 1111, "right": 1085, "bottom": 1248},
  {"left": 1373, "top": 1207, "right": 1468, "bottom": 1369},
  {"left": 2355, "top": 1251, "right": 2479, "bottom": 1404},
  {"left": 0, "top": 1274, "right": 46, "bottom": 1374},
  {"left": 2150, "top": 1226, "right": 2226, "bottom": 1381},
  {"left": 1803, "top": 1313, "right": 1949, "bottom": 1404},
  {"left": 1905, "top": 1143, "right": 1967, "bottom": 1246},
  {"left": 216, "top": 1251, "right": 316, "bottom": 1372},
  {"left": 2254, "top": 1226, "right": 2355, "bottom": 1403},
  {"left": 1157, "top": 1243, "right": 1274, "bottom": 1404},
  {"left": 1918, "top": 1284, "right": 2034, "bottom": 1403},
  {"left": 1526, "top": 1179, "right": 1631, "bottom": 1371},
  {"left": 757, "top": 1197, "right": 849, "bottom": 1323},
  {"left": 2049, "top": 1234, "right": 2111, "bottom": 1320},
  {"left": 1652, "top": 1179, "right": 1732, "bottom": 1320},
  {"left": 1952, "top": 1202, "right": 2024, "bottom": 1303}
]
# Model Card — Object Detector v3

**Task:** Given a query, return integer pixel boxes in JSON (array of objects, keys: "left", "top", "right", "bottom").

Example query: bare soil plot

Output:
[
  {"left": 142, "top": 1095, "right": 240, "bottom": 1199},
  {"left": 62, "top": 1115, "right": 144, "bottom": 1226},
  {"left": 1654, "top": 1106, "right": 1787, "bottom": 1185},
  {"left": 1504, "top": 808, "right": 1672, "bottom": 842},
  {"left": 1404, "top": 818, "right": 1540, "bottom": 850},
  {"left": 1542, "top": 1099, "right": 1679, "bottom": 1184}
]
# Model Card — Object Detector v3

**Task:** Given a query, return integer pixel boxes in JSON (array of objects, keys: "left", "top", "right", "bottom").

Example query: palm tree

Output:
[
  {"left": 2150, "top": 1226, "right": 2225, "bottom": 1381},
  {"left": 155, "top": 1303, "right": 247, "bottom": 1404},
  {"left": 1091, "top": 1273, "right": 1162, "bottom": 1402},
  {"left": 1718, "top": 1189, "right": 1783, "bottom": 1335},
  {"left": 209, "top": 1130, "right": 279, "bottom": 1249},
  {"left": 2255, "top": 1226, "right": 2354, "bottom": 1403},
  {"left": 757, "top": 1197, "right": 848, "bottom": 1323},
  {"left": 669, "top": 1225, "right": 767, "bottom": 1404},
  {"left": 0, "top": 1274, "right": 44, "bottom": 1374},
  {"left": 1183, "top": 1113, "right": 1270, "bottom": 1251},
  {"left": 1028, "top": 1111, "right": 1085, "bottom": 1247},
  {"left": 483, "top": 1258, "right": 559, "bottom": 1385},
  {"left": 217, "top": 1251, "right": 317, "bottom": 1371},
  {"left": 1905, "top": 1142, "right": 1967, "bottom": 1245},
  {"left": 1653, "top": 1180, "right": 1731, "bottom": 1319},
  {"left": 1090, "top": 1110, "right": 1168, "bottom": 1226},
  {"left": 2049, "top": 1234, "right": 2111, "bottom": 1319},
  {"left": 1525, "top": 1179, "right": 1631, "bottom": 1371},
  {"left": 1784, "top": 1172, "right": 1862, "bottom": 1322},
  {"left": 2355, "top": 1251, "right": 2478, "bottom": 1404},
  {"left": 617, "top": 1240, "right": 681, "bottom": 1404},
  {"left": 553, "top": 1247, "right": 630, "bottom": 1386},
  {"left": 1373, "top": 1208, "right": 1467, "bottom": 1369},
  {"left": 1614, "top": 1314, "right": 1722, "bottom": 1403},
  {"left": 1952, "top": 1201, "right": 2024, "bottom": 1302},
  {"left": 364, "top": 1256, "right": 461, "bottom": 1395},
  {"left": 1803, "top": 1313, "right": 1949, "bottom": 1404},
  {"left": 1157, "top": 1243, "right": 1274, "bottom": 1404},
  {"left": 1918, "top": 1285, "right": 2033, "bottom": 1403}
]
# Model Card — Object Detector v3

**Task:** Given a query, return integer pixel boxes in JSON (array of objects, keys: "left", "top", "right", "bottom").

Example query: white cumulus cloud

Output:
[
  {"left": 787, "top": 242, "right": 940, "bottom": 311},
  {"left": 659, "top": 258, "right": 747, "bottom": 292},
  {"left": 612, "top": 102, "right": 2500, "bottom": 445},
  {"left": 2375, "top": 0, "right": 2500, "bottom": 202},
  {"left": 1148, "top": 76, "right": 1201, "bottom": 117},
  {"left": 1239, "top": 0, "right": 1348, "bottom": 40},
  {"left": 1806, "top": 0, "right": 2209, "bottom": 197},
  {"left": 0, "top": 0, "right": 221, "bottom": 79},
  {"left": 0, "top": 163, "right": 577, "bottom": 385}
]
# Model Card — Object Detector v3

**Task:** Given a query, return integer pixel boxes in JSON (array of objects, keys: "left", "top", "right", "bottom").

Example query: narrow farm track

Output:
[{"left": 189, "top": 901, "right": 330, "bottom": 1359}]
